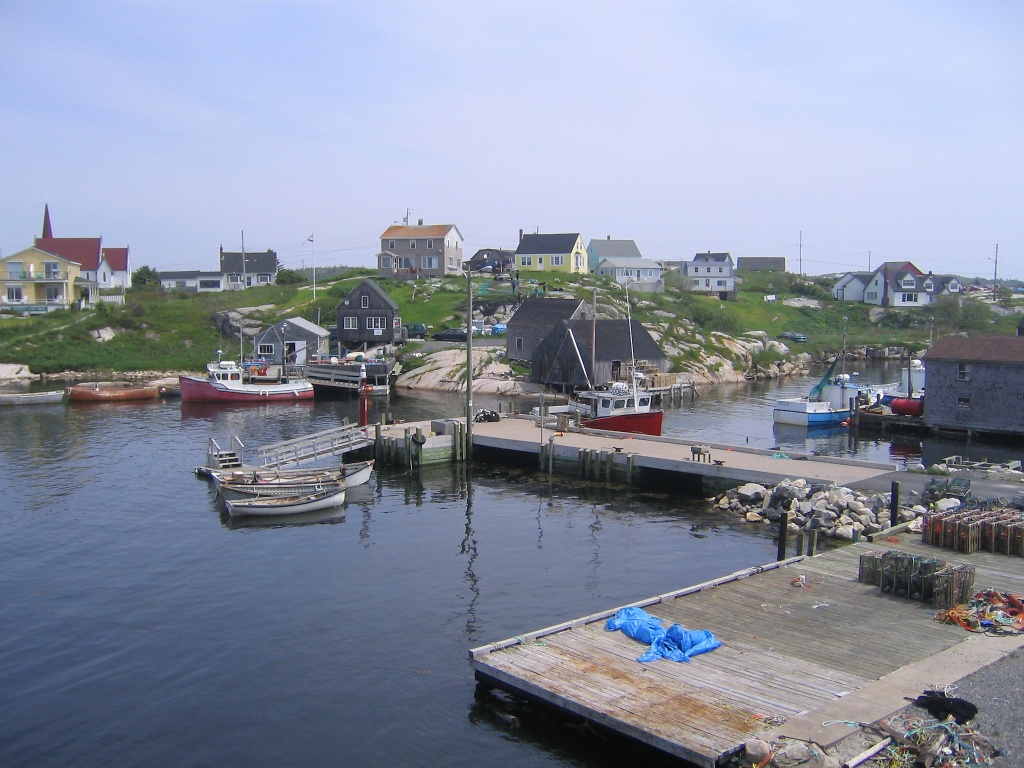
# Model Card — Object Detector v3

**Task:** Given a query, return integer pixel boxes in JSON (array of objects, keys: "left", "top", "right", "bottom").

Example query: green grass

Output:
[{"left": 2, "top": 268, "right": 1021, "bottom": 375}]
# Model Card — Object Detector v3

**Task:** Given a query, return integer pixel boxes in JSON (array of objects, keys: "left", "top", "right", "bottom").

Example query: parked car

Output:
[
  {"left": 404, "top": 323, "right": 428, "bottom": 339},
  {"left": 791, "top": 333, "right": 808, "bottom": 342},
  {"left": 777, "top": 331, "right": 796, "bottom": 339},
  {"left": 431, "top": 328, "right": 469, "bottom": 342}
]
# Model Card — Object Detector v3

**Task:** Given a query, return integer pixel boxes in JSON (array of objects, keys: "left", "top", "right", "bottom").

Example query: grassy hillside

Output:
[{"left": 0, "top": 268, "right": 1019, "bottom": 375}]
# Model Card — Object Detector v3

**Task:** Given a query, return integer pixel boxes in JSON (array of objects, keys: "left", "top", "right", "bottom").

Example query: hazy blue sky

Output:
[{"left": 2, "top": 2, "right": 1021, "bottom": 278}]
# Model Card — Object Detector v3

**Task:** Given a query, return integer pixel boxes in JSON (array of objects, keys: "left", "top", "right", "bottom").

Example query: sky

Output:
[{"left": 2, "top": 2, "right": 1022, "bottom": 279}]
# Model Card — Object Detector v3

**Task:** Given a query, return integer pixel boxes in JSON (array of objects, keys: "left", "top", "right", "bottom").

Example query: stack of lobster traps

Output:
[
  {"left": 921, "top": 507, "right": 1024, "bottom": 556},
  {"left": 858, "top": 550, "right": 976, "bottom": 609}
]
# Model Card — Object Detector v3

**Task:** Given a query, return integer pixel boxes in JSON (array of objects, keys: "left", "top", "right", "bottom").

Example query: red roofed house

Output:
[
  {"left": 376, "top": 218, "right": 463, "bottom": 279},
  {"left": 0, "top": 206, "right": 131, "bottom": 314}
]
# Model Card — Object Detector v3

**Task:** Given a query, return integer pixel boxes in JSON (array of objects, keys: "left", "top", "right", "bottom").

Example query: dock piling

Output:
[{"left": 777, "top": 512, "right": 790, "bottom": 561}]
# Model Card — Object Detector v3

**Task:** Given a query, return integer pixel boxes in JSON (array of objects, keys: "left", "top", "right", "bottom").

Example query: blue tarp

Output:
[{"left": 605, "top": 606, "right": 722, "bottom": 663}]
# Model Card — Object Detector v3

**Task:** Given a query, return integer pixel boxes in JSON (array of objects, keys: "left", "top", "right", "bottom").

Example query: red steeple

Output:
[{"left": 41, "top": 204, "right": 53, "bottom": 239}]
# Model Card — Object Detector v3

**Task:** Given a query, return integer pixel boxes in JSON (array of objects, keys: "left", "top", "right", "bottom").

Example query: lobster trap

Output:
[{"left": 860, "top": 550, "right": 975, "bottom": 609}]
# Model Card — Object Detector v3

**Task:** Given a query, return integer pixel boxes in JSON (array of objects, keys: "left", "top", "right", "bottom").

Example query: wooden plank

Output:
[{"left": 472, "top": 538, "right": 1024, "bottom": 766}]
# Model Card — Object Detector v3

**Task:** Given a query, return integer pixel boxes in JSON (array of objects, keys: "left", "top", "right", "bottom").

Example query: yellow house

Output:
[
  {"left": 1, "top": 247, "right": 86, "bottom": 314},
  {"left": 514, "top": 232, "right": 588, "bottom": 275}
]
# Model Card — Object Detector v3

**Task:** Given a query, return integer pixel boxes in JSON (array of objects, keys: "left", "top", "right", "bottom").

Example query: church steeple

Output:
[{"left": 41, "top": 204, "right": 53, "bottom": 239}]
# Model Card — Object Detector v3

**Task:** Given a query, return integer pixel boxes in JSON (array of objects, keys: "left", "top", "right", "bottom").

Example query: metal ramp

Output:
[{"left": 256, "top": 422, "right": 372, "bottom": 468}]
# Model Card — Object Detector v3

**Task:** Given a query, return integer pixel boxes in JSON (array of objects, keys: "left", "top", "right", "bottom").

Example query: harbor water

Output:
[{"left": 0, "top": 363, "right": 1016, "bottom": 767}]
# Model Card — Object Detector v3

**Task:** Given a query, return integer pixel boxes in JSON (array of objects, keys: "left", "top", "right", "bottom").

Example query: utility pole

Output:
[
  {"left": 798, "top": 231, "right": 803, "bottom": 276},
  {"left": 993, "top": 243, "right": 999, "bottom": 295},
  {"left": 868, "top": 250, "right": 872, "bottom": 272}
]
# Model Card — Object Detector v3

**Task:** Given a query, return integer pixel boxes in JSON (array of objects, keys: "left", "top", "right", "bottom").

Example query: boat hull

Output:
[
  {"left": 773, "top": 398, "right": 849, "bottom": 427},
  {"left": 179, "top": 374, "right": 314, "bottom": 402},
  {"left": 67, "top": 383, "right": 160, "bottom": 402},
  {"left": 582, "top": 410, "right": 664, "bottom": 436},
  {"left": 225, "top": 488, "right": 347, "bottom": 517},
  {"left": 0, "top": 390, "right": 66, "bottom": 405},
  {"left": 221, "top": 480, "right": 346, "bottom": 499},
  {"left": 210, "top": 460, "right": 374, "bottom": 492}
]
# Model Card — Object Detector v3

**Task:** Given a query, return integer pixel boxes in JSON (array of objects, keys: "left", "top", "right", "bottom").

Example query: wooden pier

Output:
[{"left": 470, "top": 538, "right": 1024, "bottom": 767}]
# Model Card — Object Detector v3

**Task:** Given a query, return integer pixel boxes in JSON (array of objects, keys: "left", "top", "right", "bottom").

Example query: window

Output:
[
  {"left": 366, "top": 317, "right": 387, "bottom": 330},
  {"left": 6, "top": 262, "right": 23, "bottom": 279},
  {"left": 228, "top": 274, "right": 241, "bottom": 283},
  {"left": 923, "top": 281, "right": 933, "bottom": 291},
  {"left": 900, "top": 293, "right": 918, "bottom": 303},
  {"left": 716, "top": 280, "right": 727, "bottom": 287},
  {"left": 866, "top": 291, "right": 878, "bottom": 301},
  {"left": 957, "top": 363, "right": 972, "bottom": 381},
  {"left": 361, "top": 295, "right": 369, "bottom": 308},
  {"left": 199, "top": 279, "right": 221, "bottom": 289},
  {"left": 380, "top": 255, "right": 392, "bottom": 270},
  {"left": 45, "top": 286, "right": 62, "bottom": 302},
  {"left": 421, "top": 256, "right": 438, "bottom": 270},
  {"left": 410, "top": 240, "right": 416, "bottom": 249},
  {"left": 44, "top": 262, "right": 60, "bottom": 278},
  {"left": 344, "top": 317, "right": 358, "bottom": 330},
  {"left": 718, "top": 267, "right": 723, "bottom": 273},
  {"left": 426, "top": 240, "right": 433, "bottom": 249},
  {"left": 388, "top": 240, "right": 395, "bottom": 250},
  {"left": 550, "top": 255, "right": 564, "bottom": 266},
  {"left": 515, "top": 337, "right": 524, "bottom": 351},
  {"left": 956, "top": 397, "right": 971, "bottom": 408},
  {"left": 258, "top": 274, "right": 271, "bottom": 283},
  {"left": 393, "top": 316, "right": 402, "bottom": 328},
  {"left": 7, "top": 286, "right": 23, "bottom": 302},
  {"left": 258, "top": 344, "right": 274, "bottom": 355},
  {"left": 398, "top": 257, "right": 414, "bottom": 270},
  {"left": 520, "top": 256, "right": 533, "bottom": 267},
  {"left": 901, "top": 277, "right": 916, "bottom": 288}
]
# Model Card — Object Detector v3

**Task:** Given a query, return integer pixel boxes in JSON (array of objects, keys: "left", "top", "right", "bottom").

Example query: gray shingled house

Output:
[
  {"left": 335, "top": 279, "right": 403, "bottom": 351},
  {"left": 531, "top": 318, "right": 669, "bottom": 391},
  {"left": 505, "top": 297, "right": 591, "bottom": 363},
  {"left": 921, "top": 335, "right": 1024, "bottom": 439}
]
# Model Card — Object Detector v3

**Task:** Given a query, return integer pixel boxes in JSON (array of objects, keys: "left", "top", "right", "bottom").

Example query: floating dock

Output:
[{"left": 470, "top": 538, "right": 1024, "bottom": 767}]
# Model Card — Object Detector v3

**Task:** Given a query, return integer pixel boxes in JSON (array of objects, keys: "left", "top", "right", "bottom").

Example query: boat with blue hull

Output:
[{"left": 774, "top": 357, "right": 897, "bottom": 427}]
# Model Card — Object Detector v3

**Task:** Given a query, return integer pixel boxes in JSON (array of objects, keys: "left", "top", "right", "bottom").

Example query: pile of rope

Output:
[{"left": 934, "top": 590, "right": 1024, "bottom": 635}]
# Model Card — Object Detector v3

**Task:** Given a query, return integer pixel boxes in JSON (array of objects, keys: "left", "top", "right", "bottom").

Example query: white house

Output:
[
  {"left": 684, "top": 252, "right": 736, "bottom": 299},
  {"left": 594, "top": 257, "right": 663, "bottom": 289},
  {"left": 835, "top": 262, "right": 962, "bottom": 307}
]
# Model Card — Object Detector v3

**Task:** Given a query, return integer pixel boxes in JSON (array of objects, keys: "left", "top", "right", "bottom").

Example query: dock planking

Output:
[{"left": 470, "top": 538, "right": 1024, "bottom": 767}]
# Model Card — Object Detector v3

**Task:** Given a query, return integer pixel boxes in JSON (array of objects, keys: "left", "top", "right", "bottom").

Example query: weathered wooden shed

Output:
[
  {"left": 921, "top": 334, "right": 1024, "bottom": 438},
  {"left": 505, "top": 297, "right": 590, "bottom": 363},
  {"left": 531, "top": 318, "right": 669, "bottom": 390}
]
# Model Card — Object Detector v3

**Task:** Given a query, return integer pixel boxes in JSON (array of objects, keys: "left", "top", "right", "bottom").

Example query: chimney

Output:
[
  {"left": 418, "top": 218, "right": 423, "bottom": 226},
  {"left": 607, "top": 235, "right": 611, "bottom": 240},
  {"left": 519, "top": 228, "right": 524, "bottom": 243}
]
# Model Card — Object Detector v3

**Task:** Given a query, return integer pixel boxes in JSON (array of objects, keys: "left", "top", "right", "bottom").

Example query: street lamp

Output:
[{"left": 841, "top": 316, "right": 849, "bottom": 376}]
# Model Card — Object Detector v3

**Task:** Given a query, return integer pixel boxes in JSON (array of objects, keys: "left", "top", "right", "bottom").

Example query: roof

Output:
[
  {"left": 692, "top": 252, "right": 732, "bottom": 264},
  {"left": 279, "top": 317, "right": 330, "bottom": 337},
  {"left": 922, "top": 335, "right": 1024, "bottom": 364},
  {"left": 507, "top": 297, "right": 587, "bottom": 328},
  {"left": 34, "top": 237, "right": 102, "bottom": 270},
  {"left": 220, "top": 250, "right": 278, "bottom": 274},
  {"left": 564, "top": 318, "right": 666, "bottom": 362},
  {"left": 838, "top": 271, "right": 873, "bottom": 286},
  {"left": 342, "top": 279, "right": 399, "bottom": 310},
  {"left": 515, "top": 233, "right": 581, "bottom": 256},
  {"left": 595, "top": 257, "right": 661, "bottom": 270},
  {"left": 587, "top": 239, "right": 643, "bottom": 260},
  {"left": 380, "top": 224, "right": 459, "bottom": 240},
  {"left": 101, "top": 247, "right": 129, "bottom": 272}
]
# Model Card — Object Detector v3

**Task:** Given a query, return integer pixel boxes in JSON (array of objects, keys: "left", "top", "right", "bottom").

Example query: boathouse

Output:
[
  {"left": 531, "top": 318, "right": 669, "bottom": 390},
  {"left": 505, "top": 297, "right": 591, "bottom": 363},
  {"left": 921, "top": 334, "right": 1024, "bottom": 439},
  {"left": 252, "top": 317, "right": 329, "bottom": 367}
]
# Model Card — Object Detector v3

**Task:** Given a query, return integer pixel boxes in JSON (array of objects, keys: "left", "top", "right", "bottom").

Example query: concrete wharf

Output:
[{"left": 470, "top": 538, "right": 1024, "bottom": 767}]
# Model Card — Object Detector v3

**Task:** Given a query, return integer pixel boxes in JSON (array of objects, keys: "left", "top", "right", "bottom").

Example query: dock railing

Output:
[{"left": 256, "top": 421, "right": 372, "bottom": 468}]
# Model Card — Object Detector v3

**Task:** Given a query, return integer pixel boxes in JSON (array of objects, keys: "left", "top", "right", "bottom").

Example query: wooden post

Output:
[
  {"left": 795, "top": 531, "right": 805, "bottom": 558},
  {"left": 807, "top": 529, "right": 818, "bottom": 556},
  {"left": 890, "top": 480, "right": 900, "bottom": 525},
  {"left": 777, "top": 512, "right": 790, "bottom": 561}
]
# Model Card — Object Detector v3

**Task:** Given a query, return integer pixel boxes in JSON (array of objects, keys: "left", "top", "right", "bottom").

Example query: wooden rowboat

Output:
[
  {"left": 67, "top": 382, "right": 160, "bottom": 402},
  {"left": 224, "top": 488, "right": 347, "bottom": 517},
  {"left": 220, "top": 479, "right": 346, "bottom": 499},
  {"left": 211, "top": 459, "right": 374, "bottom": 491},
  {"left": 0, "top": 390, "right": 66, "bottom": 405}
]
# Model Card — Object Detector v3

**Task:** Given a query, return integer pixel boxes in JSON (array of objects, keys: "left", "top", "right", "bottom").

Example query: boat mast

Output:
[
  {"left": 625, "top": 282, "right": 639, "bottom": 412},
  {"left": 590, "top": 288, "right": 597, "bottom": 387}
]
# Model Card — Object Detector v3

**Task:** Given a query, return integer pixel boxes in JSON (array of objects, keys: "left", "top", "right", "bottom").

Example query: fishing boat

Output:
[
  {"left": 66, "top": 382, "right": 160, "bottom": 402},
  {"left": 224, "top": 487, "right": 347, "bottom": 517},
  {"left": 179, "top": 351, "right": 314, "bottom": 402},
  {"left": 773, "top": 357, "right": 897, "bottom": 427},
  {"left": 571, "top": 382, "right": 664, "bottom": 436},
  {"left": 0, "top": 390, "right": 67, "bottom": 405}
]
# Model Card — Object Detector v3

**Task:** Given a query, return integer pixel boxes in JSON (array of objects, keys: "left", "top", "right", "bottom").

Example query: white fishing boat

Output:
[
  {"left": 224, "top": 487, "right": 347, "bottom": 517},
  {"left": 180, "top": 350, "right": 314, "bottom": 403},
  {"left": 210, "top": 459, "right": 374, "bottom": 492},
  {"left": 774, "top": 357, "right": 898, "bottom": 427}
]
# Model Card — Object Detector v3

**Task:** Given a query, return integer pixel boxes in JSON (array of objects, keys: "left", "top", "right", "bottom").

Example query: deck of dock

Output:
[{"left": 470, "top": 538, "right": 1024, "bottom": 767}]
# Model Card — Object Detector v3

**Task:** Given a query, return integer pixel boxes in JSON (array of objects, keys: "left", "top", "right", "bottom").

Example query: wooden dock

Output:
[{"left": 470, "top": 538, "right": 1024, "bottom": 767}]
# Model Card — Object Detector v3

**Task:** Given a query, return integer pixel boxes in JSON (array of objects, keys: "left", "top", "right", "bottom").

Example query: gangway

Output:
[{"left": 256, "top": 422, "right": 372, "bottom": 468}]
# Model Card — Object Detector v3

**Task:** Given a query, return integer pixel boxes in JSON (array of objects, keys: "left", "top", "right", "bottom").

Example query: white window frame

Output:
[
  {"left": 520, "top": 256, "right": 532, "bottom": 267},
  {"left": 389, "top": 240, "right": 395, "bottom": 250},
  {"left": 7, "top": 285, "right": 23, "bottom": 302},
  {"left": 957, "top": 363, "right": 972, "bottom": 381},
  {"left": 366, "top": 317, "right": 387, "bottom": 330},
  {"left": 361, "top": 295, "right": 369, "bottom": 308},
  {"left": 410, "top": 240, "right": 416, "bottom": 250},
  {"left": 343, "top": 316, "right": 358, "bottom": 330},
  {"left": 426, "top": 240, "right": 433, "bottom": 249},
  {"left": 550, "top": 255, "right": 564, "bottom": 266}
]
